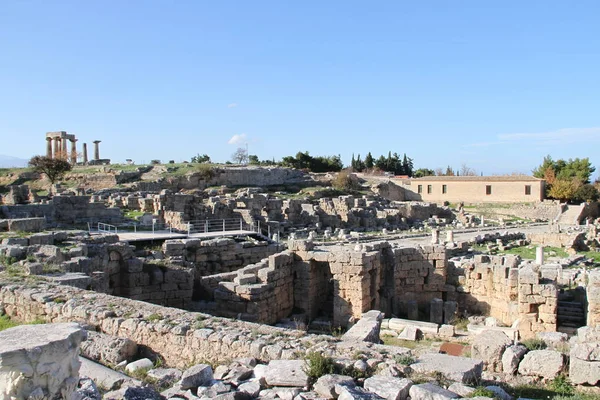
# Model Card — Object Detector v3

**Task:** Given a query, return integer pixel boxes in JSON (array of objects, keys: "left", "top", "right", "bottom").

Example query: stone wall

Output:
[
  {"left": 0, "top": 281, "right": 336, "bottom": 369},
  {"left": 452, "top": 255, "right": 558, "bottom": 337},
  {"left": 527, "top": 232, "right": 587, "bottom": 251},
  {"left": 163, "top": 237, "right": 282, "bottom": 277},
  {"left": 587, "top": 269, "right": 600, "bottom": 327},
  {"left": 0, "top": 195, "right": 122, "bottom": 226}
]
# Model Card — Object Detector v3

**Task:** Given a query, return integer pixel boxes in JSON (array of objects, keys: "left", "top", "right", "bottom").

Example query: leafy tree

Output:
[
  {"left": 364, "top": 152, "right": 374, "bottom": 169},
  {"left": 444, "top": 166, "right": 455, "bottom": 176},
  {"left": 231, "top": 147, "right": 248, "bottom": 164},
  {"left": 191, "top": 153, "right": 211, "bottom": 163},
  {"left": 414, "top": 168, "right": 435, "bottom": 178},
  {"left": 248, "top": 155, "right": 260, "bottom": 165},
  {"left": 533, "top": 155, "right": 595, "bottom": 184},
  {"left": 547, "top": 179, "right": 581, "bottom": 202},
  {"left": 332, "top": 168, "right": 360, "bottom": 191},
  {"left": 280, "top": 151, "right": 343, "bottom": 172},
  {"left": 402, "top": 154, "right": 414, "bottom": 176},
  {"left": 28, "top": 156, "right": 72, "bottom": 184},
  {"left": 574, "top": 184, "right": 599, "bottom": 203}
]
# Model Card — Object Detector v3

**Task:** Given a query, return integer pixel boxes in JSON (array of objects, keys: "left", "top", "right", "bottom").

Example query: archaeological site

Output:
[{"left": 1, "top": 151, "right": 600, "bottom": 400}]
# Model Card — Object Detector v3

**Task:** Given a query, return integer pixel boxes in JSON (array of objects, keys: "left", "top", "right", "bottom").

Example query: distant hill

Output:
[{"left": 0, "top": 154, "right": 28, "bottom": 168}]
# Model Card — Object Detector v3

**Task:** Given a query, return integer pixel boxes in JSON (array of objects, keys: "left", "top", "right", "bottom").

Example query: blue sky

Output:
[{"left": 1, "top": 1, "right": 600, "bottom": 175}]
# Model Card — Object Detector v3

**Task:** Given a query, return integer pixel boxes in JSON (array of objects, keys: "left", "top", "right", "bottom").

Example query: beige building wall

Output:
[{"left": 399, "top": 177, "right": 545, "bottom": 203}]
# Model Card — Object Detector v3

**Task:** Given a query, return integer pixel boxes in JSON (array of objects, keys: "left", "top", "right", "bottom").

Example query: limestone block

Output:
[
  {"left": 438, "top": 324, "right": 455, "bottom": 338},
  {"left": 342, "top": 310, "right": 383, "bottom": 343},
  {"left": 409, "top": 383, "right": 459, "bottom": 400},
  {"left": 485, "top": 386, "right": 512, "bottom": 400},
  {"left": 313, "top": 374, "right": 355, "bottom": 399},
  {"left": 518, "top": 350, "right": 563, "bottom": 378},
  {"left": 446, "top": 383, "right": 475, "bottom": 397},
  {"left": 536, "top": 332, "right": 567, "bottom": 350},
  {"left": 180, "top": 363, "right": 214, "bottom": 389},
  {"left": 501, "top": 345, "right": 527, "bottom": 375},
  {"left": 470, "top": 330, "right": 512, "bottom": 372},
  {"left": 125, "top": 358, "right": 153, "bottom": 374},
  {"left": 398, "top": 326, "right": 420, "bottom": 341},
  {"left": 237, "top": 380, "right": 261, "bottom": 397},
  {"left": 103, "top": 385, "right": 164, "bottom": 399},
  {"left": 430, "top": 298, "right": 444, "bottom": 324},
  {"left": 0, "top": 322, "right": 86, "bottom": 400},
  {"left": 337, "top": 385, "right": 384, "bottom": 400},
  {"left": 147, "top": 368, "right": 182, "bottom": 386},
  {"left": 80, "top": 331, "right": 138, "bottom": 366},
  {"left": 569, "top": 354, "right": 600, "bottom": 385},
  {"left": 363, "top": 376, "right": 412, "bottom": 400},
  {"left": 410, "top": 354, "right": 483, "bottom": 384},
  {"left": 265, "top": 360, "right": 309, "bottom": 387}
]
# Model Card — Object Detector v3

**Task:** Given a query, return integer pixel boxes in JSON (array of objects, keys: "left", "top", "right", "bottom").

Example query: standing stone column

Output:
[
  {"left": 93, "top": 140, "right": 101, "bottom": 160},
  {"left": 61, "top": 137, "right": 68, "bottom": 160},
  {"left": 70, "top": 139, "right": 78, "bottom": 164},
  {"left": 46, "top": 137, "right": 53, "bottom": 158},
  {"left": 431, "top": 229, "right": 439, "bottom": 244},
  {"left": 53, "top": 138, "right": 60, "bottom": 159},
  {"left": 82, "top": 143, "right": 88, "bottom": 164},
  {"left": 536, "top": 246, "right": 544, "bottom": 265},
  {"left": 446, "top": 230, "right": 454, "bottom": 243},
  {"left": 430, "top": 298, "right": 444, "bottom": 324}
]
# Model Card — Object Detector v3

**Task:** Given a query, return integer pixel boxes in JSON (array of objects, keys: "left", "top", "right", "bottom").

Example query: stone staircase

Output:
[
  {"left": 557, "top": 299, "right": 586, "bottom": 334},
  {"left": 555, "top": 204, "right": 585, "bottom": 226}
]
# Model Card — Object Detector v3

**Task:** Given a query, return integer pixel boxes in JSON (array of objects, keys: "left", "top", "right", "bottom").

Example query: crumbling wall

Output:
[
  {"left": 452, "top": 255, "right": 558, "bottom": 337},
  {"left": 198, "top": 251, "right": 295, "bottom": 323},
  {"left": 527, "top": 232, "right": 587, "bottom": 251},
  {"left": 587, "top": 269, "right": 600, "bottom": 327}
]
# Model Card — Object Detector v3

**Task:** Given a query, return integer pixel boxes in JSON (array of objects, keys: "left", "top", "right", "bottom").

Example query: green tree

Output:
[
  {"left": 402, "top": 154, "right": 414, "bottom": 176},
  {"left": 533, "top": 155, "right": 595, "bottom": 184},
  {"left": 248, "top": 155, "right": 260, "bottom": 165},
  {"left": 191, "top": 153, "right": 211, "bottom": 163},
  {"left": 414, "top": 168, "right": 435, "bottom": 178},
  {"left": 28, "top": 156, "right": 72, "bottom": 184},
  {"left": 574, "top": 184, "right": 599, "bottom": 203},
  {"left": 547, "top": 179, "right": 581, "bottom": 202},
  {"left": 364, "top": 152, "right": 374, "bottom": 169}
]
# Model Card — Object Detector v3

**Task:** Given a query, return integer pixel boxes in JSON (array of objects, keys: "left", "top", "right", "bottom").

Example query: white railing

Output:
[
  {"left": 97, "top": 222, "right": 118, "bottom": 234},
  {"left": 186, "top": 218, "right": 251, "bottom": 235}
]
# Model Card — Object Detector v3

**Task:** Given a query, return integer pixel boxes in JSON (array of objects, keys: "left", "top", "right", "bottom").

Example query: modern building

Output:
[{"left": 398, "top": 175, "right": 546, "bottom": 203}]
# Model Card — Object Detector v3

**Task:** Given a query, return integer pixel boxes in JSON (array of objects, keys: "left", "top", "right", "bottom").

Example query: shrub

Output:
[
  {"left": 332, "top": 169, "right": 360, "bottom": 191},
  {"left": 548, "top": 375, "right": 574, "bottom": 396},
  {"left": 146, "top": 313, "right": 163, "bottom": 322},
  {"left": 394, "top": 354, "right": 416, "bottom": 366},
  {"left": 303, "top": 352, "right": 335, "bottom": 383},
  {"left": 521, "top": 338, "right": 547, "bottom": 351}
]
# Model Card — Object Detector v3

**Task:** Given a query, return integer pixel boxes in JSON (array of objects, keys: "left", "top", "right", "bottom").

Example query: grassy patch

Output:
[
  {"left": 467, "top": 387, "right": 496, "bottom": 398},
  {"left": 303, "top": 352, "right": 336, "bottom": 384},
  {"left": 521, "top": 338, "right": 547, "bottom": 351},
  {"left": 146, "top": 313, "right": 163, "bottom": 322},
  {"left": 0, "top": 315, "right": 46, "bottom": 332},
  {"left": 579, "top": 250, "right": 600, "bottom": 263},
  {"left": 124, "top": 210, "right": 145, "bottom": 219}
]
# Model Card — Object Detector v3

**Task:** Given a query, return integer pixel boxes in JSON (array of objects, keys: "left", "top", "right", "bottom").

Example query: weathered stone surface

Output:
[
  {"left": 569, "top": 343, "right": 600, "bottom": 385},
  {"left": 397, "top": 326, "right": 420, "bottom": 341},
  {"left": 0, "top": 322, "right": 86, "bottom": 400},
  {"left": 147, "top": 368, "right": 182, "bottom": 386},
  {"left": 485, "top": 386, "right": 512, "bottom": 400},
  {"left": 536, "top": 332, "right": 567, "bottom": 349},
  {"left": 363, "top": 376, "right": 412, "bottom": 400},
  {"left": 337, "top": 385, "right": 384, "bottom": 400},
  {"left": 180, "top": 364, "right": 214, "bottom": 389},
  {"left": 80, "top": 331, "right": 138, "bottom": 366},
  {"left": 518, "top": 350, "right": 564, "bottom": 378},
  {"left": 471, "top": 330, "right": 512, "bottom": 372},
  {"left": 410, "top": 354, "right": 483, "bottom": 384},
  {"left": 501, "top": 345, "right": 528, "bottom": 375},
  {"left": 313, "top": 374, "right": 355, "bottom": 399},
  {"left": 446, "top": 383, "right": 475, "bottom": 397},
  {"left": 265, "top": 360, "right": 309, "bottom": 387},
  {"left": 342, "top": 310, "right": 383, "bottom": 343},
  {"left": 125, "top": 358, "right": 154, "bottom": 374},
  {"left": 76, "top": 377, "right": 101, "bottom": 400},
  {"left": 104, "top": 385, "right": 165, "bottom": 400},
  {"left": 237, "top": 380, "right": 261, "bottom": 397},
  {"left": 409, "top": 383, "right": 459, "bottom": 400},
  {"left": 79, "top": 357, "right": 140, "bottom": 391}
]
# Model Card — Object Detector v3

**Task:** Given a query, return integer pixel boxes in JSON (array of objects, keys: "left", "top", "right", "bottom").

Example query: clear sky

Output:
[{"left": 1, "top": 1, "right": 600, "bottom": 175}]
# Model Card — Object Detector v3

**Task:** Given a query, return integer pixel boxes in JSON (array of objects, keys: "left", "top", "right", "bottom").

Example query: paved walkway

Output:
[{"left": 99, "top": 229, "right": 257, "bottom": 242}]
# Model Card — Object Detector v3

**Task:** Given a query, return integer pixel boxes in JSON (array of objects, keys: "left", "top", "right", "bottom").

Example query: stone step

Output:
[
  {"left": 558, "top": 301, "right": 585, "bottom": 308},
  {"left": 557, "top": 326, "right": 578, "bottom": 335},
  {"left": 557, "top": 307, "right": 585, "bottom": 316},
  {"left": 557, "top": 315, "right": 586, "bottom": 323}
]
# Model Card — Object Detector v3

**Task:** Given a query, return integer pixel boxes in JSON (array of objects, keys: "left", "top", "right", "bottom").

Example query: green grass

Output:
[
  {"left": 381, "top": 334, "right": 435, "bottom": 349},
  {"left": 467, "top": 387, "right": 496, "bottom": 398},
  {"left": 303, "top": 352, "right": 336, "bottom": 384},
  {"left": 0, "top": 315, "right": 46, "bottom": 332},
  {"left": 476, "top": 245, "right": 569, "bottom": 260},
  {"left": 124, "top": 210, "right": 145, "bottom": 219},
  {"left": 579, "top": 250, "right": 600, "bottom": 263}
]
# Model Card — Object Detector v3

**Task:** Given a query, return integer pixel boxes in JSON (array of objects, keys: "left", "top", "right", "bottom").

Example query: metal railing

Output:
[
  {"left": 186, "top": 218, "right": 251, "bottom": 235},
  {"left": 97, "top": 222, "right": 118, "bottom": 234}
]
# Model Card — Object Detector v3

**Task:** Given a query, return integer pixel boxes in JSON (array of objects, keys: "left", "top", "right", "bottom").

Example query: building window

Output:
[
  {"left": 418, "top": 185, "right": 422, "bottom": 194},
  {"left": 427, "top": 185, "right": 432, "bottom": 194},
  {"left": 525, "top": 185, "right": 531, "bottom": 195},
  {"left": 442, "top": 184, "right": 447, "bottom": 194},
  {"left": 486, "top": 185, "right": 492, "bottom": 195}
]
